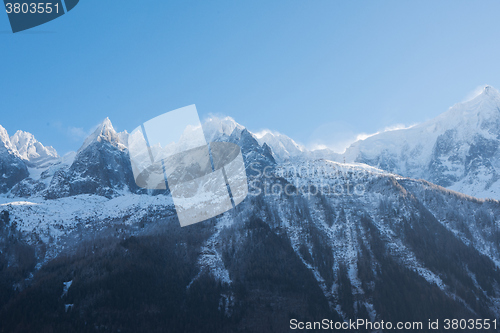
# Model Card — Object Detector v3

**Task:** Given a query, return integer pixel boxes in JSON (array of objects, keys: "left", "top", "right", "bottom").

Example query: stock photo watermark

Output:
[
  {"left": 3, "top": 0, "right": 79, "bottom": 33},
  {"left": 128, "top": 105, "right": 248, "bottom": 227},
  {"left": 247, "top": 162, "right": 367, "bottom": 197}
]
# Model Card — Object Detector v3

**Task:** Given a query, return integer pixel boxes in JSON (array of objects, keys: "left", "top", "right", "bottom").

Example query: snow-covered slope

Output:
[
  {"left": 251, "top": 159, "right": 500, "bottom": 317},
  {"left": 0, "top": 193, "right": 175, "bottom": 261},
  {"left": 10, "top": 151, "right": 75, "bottom": 198},
  {"left": 343, "top": 85, "right": 500, "bottom": 199}
]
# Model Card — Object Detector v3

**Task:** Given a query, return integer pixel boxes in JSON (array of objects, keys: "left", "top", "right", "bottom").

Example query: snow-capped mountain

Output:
[
  {"left": 45, "top": 118, "right": 137, "bottom": 199},
  {"left": 202, "top": 116, "right": 303, "bottom": 164},
  {"left": 254, "top": 129, "right": 306, "bottom": 162},
  {"left": 201, "top": 116, "right": 276, "bottom": 175},
  {"left": 343, "top": 86, "right": 500, "bottom": 200},
  {"left": 77, "top": 117, "right": 128, "bottom": 153},
  {"left": 202, "top": 116, "right": 246, "bottom": 143},
  {"left": 0, "top": 125, "right": 29, "bottom": 193},
  {"left": 5, "top": 116, "right": 276, "bottom": 199},
  {"left": 0, "top": 125, "right": 62, "bottom": 194},
  {"left": 218, "top": 85, "right": 500, "bottom": 200},
  {"left": 10, "top": 130, "right": 58, "bottom": 167},
  {"left": 221, "top": 128, "right": 276, "bottom": 175}
]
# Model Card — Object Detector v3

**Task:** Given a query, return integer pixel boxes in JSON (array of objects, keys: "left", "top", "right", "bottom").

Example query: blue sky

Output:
[{"left": 1, "top": 0, "right": 500, "bottom": 154}]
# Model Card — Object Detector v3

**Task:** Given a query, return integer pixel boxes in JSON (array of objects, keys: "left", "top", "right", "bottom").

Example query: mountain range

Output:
[
  {"left": 2, "top": 85, "right": 500, "bottom": 200},
  {"left": 344, "top": 85, "right": 500, "bottom": 200},
  {"left": 255, "top": 85, "right": 500, "bottom": 200},
  {"left": 1, "top": 86, "right": 500, "bottom": 332}
]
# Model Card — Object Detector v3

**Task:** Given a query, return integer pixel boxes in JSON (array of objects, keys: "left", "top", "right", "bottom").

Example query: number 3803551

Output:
[{"left": 5, "top": 3, "right": 59, "bottom": 14}]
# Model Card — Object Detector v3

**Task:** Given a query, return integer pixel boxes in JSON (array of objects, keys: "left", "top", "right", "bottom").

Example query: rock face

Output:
[
  {"left": 0, "top": 125, "right": 29, "bottom": 193},
  {"left": 343, "top": 86, "right": 500, "bottom": 199},
  {"left": 45, "top": 118, "right": 138, "bottom": 199},
  {"left": 203, "top": 116, "right": 276, "bottom": 175},
  {"left": 227, "top": 128, "right": 276, "bottom": 176}
]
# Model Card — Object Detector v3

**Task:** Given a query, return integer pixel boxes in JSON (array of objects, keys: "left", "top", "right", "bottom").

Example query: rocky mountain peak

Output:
[
  {"left": 482, "top": 85, "right": 499, "bottom": 98},
  {"left": 0, "top": 125, "right": 29, "bottom": 193},
  {"left": 255, "top": 130, "right": 306, "bottom": 162},
  {"left": 202, "top": 116, "right": 245, "bottom": 142},
  {"left": 0, "top": 125, "right": 9, "bottom": 146},
  {"left": 0, "top": 125, "right": 18, "bottom": 155},
  {"left": 10, "top": 130, "right": 59, "bottom": 164},
  {"left": 78, "top": 117, "right": 127, "bottom": 153},
  {"left": 340, "top": 85, "right": 500, "bottom": 199}
]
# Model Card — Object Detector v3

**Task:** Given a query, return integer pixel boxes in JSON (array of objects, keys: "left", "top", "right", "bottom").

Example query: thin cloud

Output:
[
  {"left": 49, "top": 120, "right": 95, "bottom": 142},
  {"left": 356, "top": 123, "right": 415, "bottom": 142},
  {"left": 309, "top": 123, "right": 417, "bottom": 154},
  {"left": 253, "top": 129, "right": 280, "bottom": 139},
  {"left": 462, "top": 85, "right": 488, "bottom": 102},
  {"left": 67, "top": 126, "right": 88, "bottom": 141},
  {"left": 308, "top": 143, "right": 329, "bottom": 151},
  {"left": 253, "top": 129, "right": 270, "bottom": 139}
]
